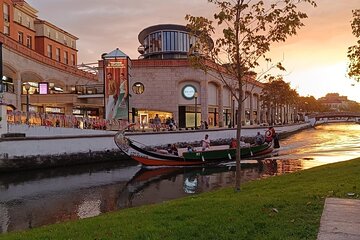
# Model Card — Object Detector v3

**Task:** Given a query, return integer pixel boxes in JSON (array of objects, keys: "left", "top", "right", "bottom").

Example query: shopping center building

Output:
[
  {"left": 1, "top": 0, "right": 103, "bottom": 126},
  {"left": 128, "top": 24, "right": 267, "bottom": 129},
  {"left": 1, "top": 1, "right": 296, "bottom": 129}
]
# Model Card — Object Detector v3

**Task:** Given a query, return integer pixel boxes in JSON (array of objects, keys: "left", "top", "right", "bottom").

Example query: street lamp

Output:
[
  {"left": 24, "top": 82, "right": 31, "bottom": 125},
  {"left": 194, "top": 91, "right": 198, "bottom": 129}
]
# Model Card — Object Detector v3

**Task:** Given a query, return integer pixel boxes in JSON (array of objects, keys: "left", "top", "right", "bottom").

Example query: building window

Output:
[
  {"left": 63, "top": 36, "right": 67, "bottom": 45},
  {"left": 47, "top": 45, "right": 53, "bottom": 58},
  {"left": 26, "top": 35, "right": 32, "bottom": 48},
  {"left": 4, "top": 25, "right": 9, "bottom": 35},
  {"left": 149, "top": 32, "right": 162, "bottom": 53},
  {"left": 3, "top": 3, "right": 9, "bottom": 22},
  {"left": 71, "top": 54, "right": 75, "bottom": 65},
  {"left": 47, "top": 28, "right": 51, "bottom": 38},
  {"left": 18, "top": 13, "right": 22, "bottom": 24},
  {"left": 56, "top": 48, "right": 60, "bottom": 61},
  {"left": 18, "top": 32, "right": 24, "bottom": 44},
  {"left": 64, "top": 51, "right": 68, "bottom": 64}
]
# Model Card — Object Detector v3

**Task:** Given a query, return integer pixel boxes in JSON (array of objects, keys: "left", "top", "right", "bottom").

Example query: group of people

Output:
[
  {"left": 160, "top": 126, "right": 279, "bottom": 156},
  {"left": 230, "top": 126, "right": 278, "bottom": 148},
  {"left": 152, "top": 114, "right": 176, "bottom": 132}
]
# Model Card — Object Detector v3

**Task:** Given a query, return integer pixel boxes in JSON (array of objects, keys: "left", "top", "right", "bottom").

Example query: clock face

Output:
[{"left": 182, "top": 85, "right": 196, "bottom": 99}]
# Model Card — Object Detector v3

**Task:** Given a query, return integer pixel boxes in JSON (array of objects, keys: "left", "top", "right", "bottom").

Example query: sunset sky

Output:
[{"left": 27, "top": 0, "right": 360, "bottom": 101}]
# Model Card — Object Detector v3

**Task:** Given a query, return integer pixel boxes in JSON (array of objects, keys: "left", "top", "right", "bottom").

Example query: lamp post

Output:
[
  {"left": 194, "top": 91, "right": 198, "bottom": 129},
  {"left": 24, "top": 82, "right": 31, "bottom": 125}
]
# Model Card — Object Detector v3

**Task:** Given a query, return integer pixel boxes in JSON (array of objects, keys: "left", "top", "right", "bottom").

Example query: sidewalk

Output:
[{"left": 317, "top": 198, "right": 360, "bottom": 240}]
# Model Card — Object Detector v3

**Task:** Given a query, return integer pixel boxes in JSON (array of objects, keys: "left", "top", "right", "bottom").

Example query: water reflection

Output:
[{"left": 1, "top": 123, "right": 360, "bottom": 233}]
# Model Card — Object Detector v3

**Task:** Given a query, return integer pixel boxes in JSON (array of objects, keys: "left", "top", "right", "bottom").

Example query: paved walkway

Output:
[{"left": 317, "top": 198, "right": 360, "bottom": 240}]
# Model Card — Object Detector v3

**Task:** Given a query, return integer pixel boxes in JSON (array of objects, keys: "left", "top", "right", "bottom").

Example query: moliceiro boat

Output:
[{"left": 114, "top": 132, "right": 274, "bottom": 166}]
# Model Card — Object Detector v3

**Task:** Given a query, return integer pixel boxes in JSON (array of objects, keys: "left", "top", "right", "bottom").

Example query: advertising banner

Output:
[{"left": 104, "top": 58, "right": 129, "bottom": 121}]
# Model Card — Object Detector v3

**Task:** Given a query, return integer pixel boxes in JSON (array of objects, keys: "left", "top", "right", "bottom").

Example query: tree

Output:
[
  {"left": 347, "top": 9, "right": 360, "bottom": 82},
  {"left": 261, "top": 77, "right": 298, "bottom": 124},
  {"left": 186, "top": 0, "right": 316, "bottom": 191}
]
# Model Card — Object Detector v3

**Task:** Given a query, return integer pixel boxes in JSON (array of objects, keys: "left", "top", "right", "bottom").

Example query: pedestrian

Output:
[
  {"left": 200, "top": 121, "right": 205, "bottom": 130},
  {"left": 153, "top": 114, "right": 161, "bottom": 131},
  {"left": 201, "top": 134, "right": 210, "bottom": 151},
  {"left": 204, "top": 121, "right": 209, "bottom": 129}
]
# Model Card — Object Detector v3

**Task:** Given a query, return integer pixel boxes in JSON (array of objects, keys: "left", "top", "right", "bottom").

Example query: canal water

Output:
[{"left": 1, "top": 123, "right": 360, "bottom": 233}]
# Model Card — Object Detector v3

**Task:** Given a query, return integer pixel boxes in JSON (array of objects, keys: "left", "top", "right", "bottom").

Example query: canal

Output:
[{"left": 1, "top": 123, "right": 360, "bottom": 233}]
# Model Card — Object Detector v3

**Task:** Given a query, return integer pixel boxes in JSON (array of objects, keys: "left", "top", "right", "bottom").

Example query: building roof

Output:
[
  {"left": 34, "top": 19, "right": 78, "bottom": 40},
  {"left": 138, "top": 24, "right": 189, "bottom": 43},
  {"left": 102, "top": 48, "right": 128, "bottom": 59}
]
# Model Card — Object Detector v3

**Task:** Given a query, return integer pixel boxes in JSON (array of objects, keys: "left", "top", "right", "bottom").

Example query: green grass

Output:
[{"left": 1, "top": 158, "right": 360, "bottom": 240}]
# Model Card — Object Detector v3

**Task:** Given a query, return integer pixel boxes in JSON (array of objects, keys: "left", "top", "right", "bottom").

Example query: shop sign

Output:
[
  {"left": 45, "top": 107, "right": 62, "bottom": 113},
  {"left": 182, "top": 85, "right": 196, "bottom": 100}
]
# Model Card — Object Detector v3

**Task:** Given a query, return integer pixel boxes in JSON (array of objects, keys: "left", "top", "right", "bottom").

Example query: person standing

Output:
[
  {"left": 154, "top": 114, "right": 161, "bottom": 131},
  {"left": 201, "top": 134, "right": 210, "bottom": 151}
]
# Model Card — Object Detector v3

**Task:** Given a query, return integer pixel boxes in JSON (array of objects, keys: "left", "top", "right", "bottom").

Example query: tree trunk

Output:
[{"left": 235, "top": 98, "right": 242, "bottom": 191}]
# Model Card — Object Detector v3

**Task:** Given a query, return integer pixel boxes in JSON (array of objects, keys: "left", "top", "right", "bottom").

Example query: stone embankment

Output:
[{"left": 0, "top": 123, "right": 311, "bottom": 172}]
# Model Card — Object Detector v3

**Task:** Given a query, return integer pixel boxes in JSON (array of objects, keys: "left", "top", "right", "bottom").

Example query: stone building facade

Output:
[{"left": 128, "top": 24, "right": 267, "bottom": 129}]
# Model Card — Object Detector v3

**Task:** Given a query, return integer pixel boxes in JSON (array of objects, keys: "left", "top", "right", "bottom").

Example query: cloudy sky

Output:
[{"left": 26, "top": 0, "right": 360, "bottom": 101}]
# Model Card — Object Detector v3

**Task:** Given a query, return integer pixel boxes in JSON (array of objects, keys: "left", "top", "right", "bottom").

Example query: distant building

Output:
[{"left": 318, "top": 93, "right": 355, "bottom": 112}]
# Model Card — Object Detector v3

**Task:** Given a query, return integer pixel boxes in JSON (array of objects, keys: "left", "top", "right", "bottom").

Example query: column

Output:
[
  {"left": 200, "top": 78, "right": 208, "bottom": 124},
  {"left": 249, "top": 93, "right": 253, "bottom": 125},
  {"left": 15, "top": 72, "right": 22, "bottom": 110},
  {"left": 218, "top": 85, "right": 224, "bottom": 127}
]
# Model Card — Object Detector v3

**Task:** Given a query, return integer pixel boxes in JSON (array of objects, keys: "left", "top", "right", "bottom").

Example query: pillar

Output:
[{"left": 218, "top": 85, "right": 224, "bottom": 127}]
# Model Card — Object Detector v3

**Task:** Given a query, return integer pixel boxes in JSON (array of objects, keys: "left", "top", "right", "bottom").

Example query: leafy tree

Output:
[
  {"left": 298, "top": 96, "right": 328, "bottom": 113},
  {"left": 261, "top": 77, "right": 298, "bottom": 124},
  {"left": 186, "top": 0, "right": 316, "bottom": 191},
  {"left": 347, "top": 9, "right": 360, "bottom": 82}
]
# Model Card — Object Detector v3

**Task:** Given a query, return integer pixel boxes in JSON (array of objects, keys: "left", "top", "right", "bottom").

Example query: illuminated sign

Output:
[
  {"left": 39, "top": 82, "right": 48, "bottom": 95},
  {"left": 182, "top": 85, "right": 196, "bottom": 100}
]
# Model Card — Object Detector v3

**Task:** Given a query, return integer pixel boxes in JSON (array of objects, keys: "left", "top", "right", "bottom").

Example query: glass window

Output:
[
  {"left": 71, "top": 54, "right": 75, "bottom": 65},
  {"left": 164, "top": 31, "right": 171, "bottom": 51},
  {"left": 170, "top": 32, "right": 175, "bottom": 51},
  {"left": 143, "top": 36, "right": 149, "bottom": 54},
  {"left": 64, "top": 51, "right": 68, "bottom": 64},
  {"left": 179, "top": 32, "right": 184, "bottom": 51},
  {"left": 4, "top": 25, "right": 9, "bottom": 35},
  {"left": 26, "top": 35, "right": 32, "bottom": 48},
  {"left": 56, "top": 48, "right": 60, "bottom": 61},
  {"left": 18, "top": 32, "right": 24, "bottom": 44},
  {"left": 47, "top": 45, "right": 52, "bottom": 58},
  {"left": 3, "top": 3, "right": 9, "bottom": 22}
]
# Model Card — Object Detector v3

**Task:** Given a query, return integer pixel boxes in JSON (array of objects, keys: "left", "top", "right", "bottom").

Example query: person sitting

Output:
[
  {"left": 168, "top": 144, "right": 178, "bottom": 156},
  {"left": 229, "top": 138, "right": 237, "bottom": 148},
  {"left": 201, "top": 134, "right": 210, "bottom": 151},
  {"left": 187, "top": 145, "right": 194, "bottom": 152},
  {"left": 239, "top": 137, "right": 250, "bottom": 147},
  {"left": 255, "top": 132, "right": 265, "bottom": 145}
]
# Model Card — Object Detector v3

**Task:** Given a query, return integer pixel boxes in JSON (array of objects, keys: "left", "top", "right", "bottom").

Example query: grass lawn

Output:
[{"left": 1, "top": 158, "right": 359, "bottom": 240}]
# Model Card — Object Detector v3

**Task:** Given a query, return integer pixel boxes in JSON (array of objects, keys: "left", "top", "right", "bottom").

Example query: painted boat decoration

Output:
[{"left": 114, "top": 131, "right": 274, "bottom": 166}]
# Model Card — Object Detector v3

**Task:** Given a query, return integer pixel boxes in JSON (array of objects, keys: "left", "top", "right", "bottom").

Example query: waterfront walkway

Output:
[{"left": 317, "top": 198, "right": 360, "bottom": 240}]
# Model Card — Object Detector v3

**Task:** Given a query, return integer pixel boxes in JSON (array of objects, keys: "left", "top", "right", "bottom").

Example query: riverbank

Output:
[
  {"left": 0, "top": 123, "right": 311, "bottom": 172},
  {"left": 1, "top": 156, "right": 358, "bottom": 239}
]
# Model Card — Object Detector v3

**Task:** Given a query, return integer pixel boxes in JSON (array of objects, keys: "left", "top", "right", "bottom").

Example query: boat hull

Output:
[{"left": 114, "top": 132, "right": 274, "bottom": 166}]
